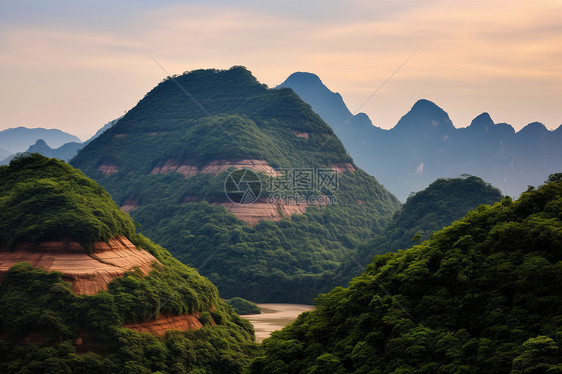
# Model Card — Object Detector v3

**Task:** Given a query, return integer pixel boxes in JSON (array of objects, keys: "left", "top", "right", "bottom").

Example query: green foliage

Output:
[
  {"left": 0, "top": 154, "right": 135, "bottom": 249},
  {"left": 248, "top": 179, "right": 562, "bottom": 373},
  {"left": 71, "top": 67, "right": 401, "bottom": 302},
  {"left": 226, "top": 297, "right": 261, "bottom": 315},
  {"left": 0, "top": 156, "right": 256, "bottom": 373},
  {"left": 547, "top": 173, "right": 562, "bottom": 184},
  {"left": 345, "top": 176, "right": 502, "bottom": 275}
]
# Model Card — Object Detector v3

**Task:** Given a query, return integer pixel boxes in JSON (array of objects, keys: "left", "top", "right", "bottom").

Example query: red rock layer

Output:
[
  {"left": 329, "top": 163, "right": 356, "bottom": 173},
  {"left": 123, "top": 313, "right": 204, "bottom": 336},
  {"left": 98, "top": 164, "right": 119, "bottom": 176},
  {"left": 0, "top": 237, "right": 159, "bottom": 295},
  {"left": 218, "top": 199, "right": 312, "bottom": 226},
  {"left": 121, "top": 199, "right": 139, "bottom": 212},
  {"left": 151, "top": 159, "right": 279, "bottom": 178},
  {"left": 292, "top": 130, "right": 309, "bottom": 139}
]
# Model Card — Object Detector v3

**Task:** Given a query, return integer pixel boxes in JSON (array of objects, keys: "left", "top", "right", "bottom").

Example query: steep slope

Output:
[
  {"left": 0, "top": 154, "right": 255, "bottom": 373},
  {"left": 249, "top": 176, "right": 562, "bottom": 373},
  {"left": 343, "top": 176, "right": 503, "bottom": 274},
  {"left": 280, "top": 72, "right": 562, "bottom": 201},
  {"left": 72, "top": 66, "right": 400, "bottom": 303}
]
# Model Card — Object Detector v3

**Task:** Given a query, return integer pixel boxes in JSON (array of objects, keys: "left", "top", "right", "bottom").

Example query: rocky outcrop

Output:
[
  {"left": 216, "top": 197, "right": 331, "bottom": 226},
  {"left": 121, "top": 199, "right": 139, "bottom": 212},
  {"left": 123, "top": 313, "right": 205, "bottom": 336},
  {"left": 98, "top": 163, "right": 119, "bottom": 176},
  {"left": 292, "top": 131, "right": 309, "bottom": 139},
  {"left": 151, "top": 159, "right": 279, "bottom": 178},
  {"left": 0, "top": 237, "right": 158, "bottom": 294},
  {"left": 329, "top": 163, "right": 356, "bottom": 173}
]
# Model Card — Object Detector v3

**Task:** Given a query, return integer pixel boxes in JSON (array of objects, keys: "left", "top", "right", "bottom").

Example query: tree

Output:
[
  {"left": 511, "top": 336, "right": 561, "bottom": 374},
  {"left": 546, "top": 173, "right": 562, "bottom": 184}
]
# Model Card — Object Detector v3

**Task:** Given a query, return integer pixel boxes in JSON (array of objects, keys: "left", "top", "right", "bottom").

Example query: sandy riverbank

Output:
[{"left": 241, "top": 303, "right": 315, "bottom": 343}]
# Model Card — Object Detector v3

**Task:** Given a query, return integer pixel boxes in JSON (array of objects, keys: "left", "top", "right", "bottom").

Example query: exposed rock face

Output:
[
  {"left": 98, "top": 163, "right": 119, "bottom": 176},
  {"left": 151, "top": 159, "right": 280, "bottom": 178},
  {"left": 0, "top": 237, "right": 158, "bottom": 294},
  {"left": 329, "top": 163, "right": 356, "bottom": 173},
  {"left": 123, "top": 313, "right": 204, "bottom": 336},
  {"left": 217, "top": 197, "right": 329, "bottom": 226},
  {"left": 292, "top": 130, "right": 309, "bottom": 139},
  {"left": 121, "top": 199, "right": 139, "bottom": 212}
]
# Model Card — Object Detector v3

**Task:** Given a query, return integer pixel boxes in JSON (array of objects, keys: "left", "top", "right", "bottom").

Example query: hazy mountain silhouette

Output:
[
  {"left": 25, "top": 139, "right": 84, "bottom": 161},
  {"left": 0, "top": 127, "right": 81, "bottom": 154},
  {"left": 0, "top": 119, "right": 119, "bottom": 165},
  {"left": 280, "top": 72, "right": 562, "bottom": 200}
]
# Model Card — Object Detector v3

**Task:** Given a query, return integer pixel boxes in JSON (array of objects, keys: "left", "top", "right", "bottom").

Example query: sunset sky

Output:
[{"left": 1, "top": 0, "right": 561, "bottom": 140}]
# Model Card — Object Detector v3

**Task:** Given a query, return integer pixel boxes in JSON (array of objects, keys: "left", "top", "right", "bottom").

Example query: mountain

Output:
[
  {"left": 24, "top": 139, "right": 84, "bottom": 161},
  {"left": 341, "top": 175, "right": 503, "bottom": 275},
  {"left": 1, "top": 119, "right": 119, "bottom": 165},
  {"left": 0, "top": 154, "right": 255, "bottom": 373},
  {"left": 249, "top": 176, "right": 562, "bottom": 373},
  {"left": 71, "top": 66, "right": 401, "bottom": 303},
  {"left": 280, "top": 73, "right": 562, "bottom": 201},
  {"left": 0, "top": 127, "right": 81, "bottom": 154},
  {"left": 84, "top": 117, "right": 120, "bottom": 145}
]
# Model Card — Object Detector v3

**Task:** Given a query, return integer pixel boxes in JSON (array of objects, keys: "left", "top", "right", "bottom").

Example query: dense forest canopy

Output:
[
  {"left": 0, "top": 154, "right": 136, "bottom": 249},
  {"left": 249, "top": 176, "right": 562, "bottom": 373},
  {"left": 346, "top": 175, "right": 503, "bottom": 271},
  {"left": 71, "top": 67, "right": 401, "bottom": 303},
  {"left": 0, "top": 155, "right": 256, "bottom": 373}
]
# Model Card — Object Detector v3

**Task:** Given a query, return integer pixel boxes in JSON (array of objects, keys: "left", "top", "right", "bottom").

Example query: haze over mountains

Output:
[
  {"left": 1, "top": 65, "right": 561, "bottom": 373},
  {"left": 280, "top": 72, "right": 562, "bottom": 201},
  {"left": 0, "top": 120, "right": 118, "bottom": 165},
  {"left": 0, "top": 127, "right": 81, "bottom": 164}
]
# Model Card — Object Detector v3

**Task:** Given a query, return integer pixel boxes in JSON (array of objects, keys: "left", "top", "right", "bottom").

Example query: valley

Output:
[{"left": 0, "top": 66, "right": 560, "bottom": 373}]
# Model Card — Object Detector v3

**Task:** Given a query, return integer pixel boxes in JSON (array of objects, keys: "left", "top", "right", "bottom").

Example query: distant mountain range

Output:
[
  {"left": 0, "top": 119, "right": 118, "bottom": 164},
  {"left": 0, "top": 127, "right": 81, "bottom": 154},
  {"left": 280, "top": 72, "right": 562, "bottom": 201}
]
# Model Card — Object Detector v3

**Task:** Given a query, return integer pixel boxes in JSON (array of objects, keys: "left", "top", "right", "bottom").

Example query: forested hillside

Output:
[
  {"left": 71, "top": 66, "right": 400, "bottom": 303},
  {"left": 350, "top": 175, "right": 503, "bottom": 268},
  {"left": 0, "top": 155, "right": 255, "bottom": 373},
  {"left": 249, "top": 175, "right": 562, "bottom": 373}
]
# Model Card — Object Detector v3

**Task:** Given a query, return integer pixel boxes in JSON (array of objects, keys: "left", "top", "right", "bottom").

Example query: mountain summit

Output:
[
  {"left": 72, "top": 66, "right": 400, "bottom": 303},
  {"left": 394, "top": 99, "right": 454, "bottom": 133},
  {"left": 281, "top": 73, "right": 562, "bottom": 200}
]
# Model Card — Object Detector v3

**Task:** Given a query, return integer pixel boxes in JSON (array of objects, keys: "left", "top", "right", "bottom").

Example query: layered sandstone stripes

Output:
[
  {"left": 0, "top": 237, "right": 158, "bottom": 295},
  {"left": 123, "top": 313, "right": 204, "bottom": 336},
  {"left": 151, "top": 159, "right": 280, "bottom": 178}
]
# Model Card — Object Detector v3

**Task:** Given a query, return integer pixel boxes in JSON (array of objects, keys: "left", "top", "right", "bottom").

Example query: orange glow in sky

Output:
[{"left": 0, "top": 0, "right": 560, "bottom": 139}]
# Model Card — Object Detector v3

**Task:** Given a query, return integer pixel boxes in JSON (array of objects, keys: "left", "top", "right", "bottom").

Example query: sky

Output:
[{"left": 0, "top": 0, "right": 561, "bottom": 140}]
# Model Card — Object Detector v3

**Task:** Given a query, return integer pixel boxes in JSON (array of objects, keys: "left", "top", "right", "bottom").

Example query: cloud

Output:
[{"left": 0, "top": 0, "right": 561, "bottom": 137}]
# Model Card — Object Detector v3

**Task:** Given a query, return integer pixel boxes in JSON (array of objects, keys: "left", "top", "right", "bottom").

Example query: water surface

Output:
[{"left": 241, "top": 303, "right": 315, "bottom": 343}]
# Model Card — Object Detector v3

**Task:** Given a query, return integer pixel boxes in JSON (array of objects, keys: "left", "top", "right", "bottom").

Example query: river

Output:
[{"left": 241, "top": 303, "right": 315, "bottom": 343}]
